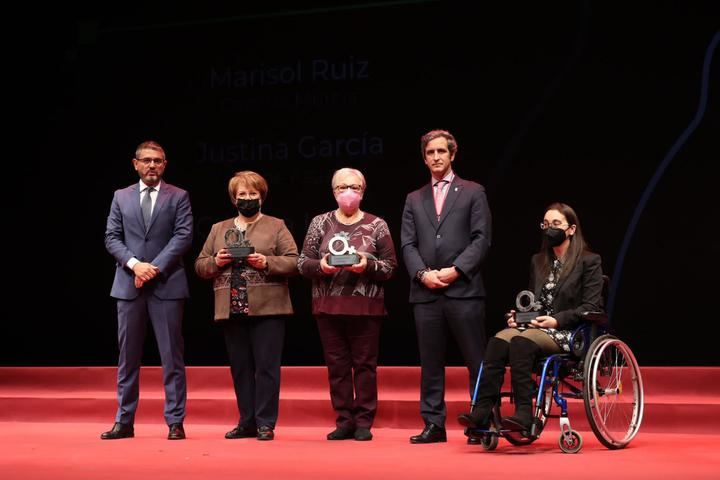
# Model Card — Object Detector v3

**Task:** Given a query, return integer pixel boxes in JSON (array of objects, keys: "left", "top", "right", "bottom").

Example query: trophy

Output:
[
  {"left": 224, "top": 228, "right": 255, "bottom": 259},
  {"left": 513, "top": 290, "right": 546, "bottom": 326},
  {"left": 327, "top": 232, "right": 360, "bottom": 267}
]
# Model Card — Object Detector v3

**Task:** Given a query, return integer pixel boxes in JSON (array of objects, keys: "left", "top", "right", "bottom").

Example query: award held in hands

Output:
[
  {"left": 327, "top": 232, "right": 360, "bottom": 267},
  {"left": 513, "top": 290, "right": 546, "bottom": 327},
  {"left": 225, "top": 228, "right": 255, "bottom": 259}
]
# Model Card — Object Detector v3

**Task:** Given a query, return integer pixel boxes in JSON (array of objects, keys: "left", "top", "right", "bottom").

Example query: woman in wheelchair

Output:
[{"left": 458, "top": 202, "right": 603, "bottom": 435}]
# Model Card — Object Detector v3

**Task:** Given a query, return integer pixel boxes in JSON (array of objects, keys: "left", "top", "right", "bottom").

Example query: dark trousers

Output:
[
  {"left": 414, "top": 296, "right": 486, "bottom": 428},
  {"left": 116, "top": 292, "right": 186, "bottom": 425},
  {"left": 222, "top": 316, "right": 285, "bottom": 429},
  {"left": 316, "top": 314, "right": 382, "bottom": 429}
]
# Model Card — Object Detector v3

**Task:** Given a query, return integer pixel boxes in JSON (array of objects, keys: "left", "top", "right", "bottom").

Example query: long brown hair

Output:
[{"left": 536, "top": 202, "right": 591, "bottom": 281}]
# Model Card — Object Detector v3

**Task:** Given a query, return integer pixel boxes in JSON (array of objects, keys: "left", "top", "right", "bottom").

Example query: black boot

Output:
[
  {"left": 458, "top": 338, "right": 509, "bottom": 429},
  {"left": 502, "top": 336, "right": 542, "bottom": 433}
]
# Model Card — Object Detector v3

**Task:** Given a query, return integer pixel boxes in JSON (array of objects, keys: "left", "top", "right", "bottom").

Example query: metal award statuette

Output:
[
  {"left": 513, "top": 290, "right": 546, "bottom": 326},
  {"left": 327, "top": 232, "right": 360, "bottom": 267},
  {"left": 224, "top": 228, "right": 255, "bottom": 259}
]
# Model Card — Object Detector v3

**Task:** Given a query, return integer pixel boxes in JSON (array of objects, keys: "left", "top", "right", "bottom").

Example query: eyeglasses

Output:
[
  {"left": 540, "top": 221, "right": 569, "bottom": 230},
  {"left": 333, "top": 184, "right": 363, "bottom": 193},
  {"left": 136, "top": 157, "right": 165, "bottom": 166}
]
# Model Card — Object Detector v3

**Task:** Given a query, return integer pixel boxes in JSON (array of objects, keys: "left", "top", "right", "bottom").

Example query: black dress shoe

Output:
[
  {"left": 101, "top": 422, "right": 134, "bottom": 440},
  {"left": 354, "top": 427, "right": 373, "bottom": 441},
  {"left": 257, "top": 426, "right": 274, "bottom": 441},
  {"left": 225, "top": 424, "right": 257, "bottom": 439},
  {"left": 409, "top": 423, "right": 447, "bottom": 444},
  {"left": 327, "top": 427, "right": 355, "bottom": 440},
  {"left": 167, "top": 423, "right": 186, "bottom": 440}
]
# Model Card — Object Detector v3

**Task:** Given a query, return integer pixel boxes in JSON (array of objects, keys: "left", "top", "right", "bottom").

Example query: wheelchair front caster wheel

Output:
[
  {"left": 481, "top": 434, "right": 499, "bottom": 451},
  {"left": 558, "top": 430, "right": 583, "bottom": 453}
]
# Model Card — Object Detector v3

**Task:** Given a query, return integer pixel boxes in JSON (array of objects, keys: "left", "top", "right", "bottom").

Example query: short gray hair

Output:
[{"left": 331, "top": 168, "right": 366, "bottom": 190}]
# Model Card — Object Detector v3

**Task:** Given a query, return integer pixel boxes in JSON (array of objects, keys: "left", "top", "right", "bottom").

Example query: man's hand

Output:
[
  {"left": 422, "top": 270, "right": 449, "bottom": 289},
  {"left": 436, "top": 266, "right": 460, "bottom": 284},
  {"left": 132, "top": 262, "right": 159, "bottom": 282}
]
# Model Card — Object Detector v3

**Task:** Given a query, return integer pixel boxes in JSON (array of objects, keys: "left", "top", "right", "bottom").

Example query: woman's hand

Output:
[
  {"left": 214, "top": 248, "right": 233, "bottom": 267},
  {"left": 344, "top": 252, "right": 367, "bottom": 273},
  {"left": 247, "top": 253, "right": 268, "bottom": 270},
  {"left": 530, "top": 315, "right": 558, "bottom": 329},
  {"left": 320, "top": 253, "right": 340, "bottom": 275},
  {"left": 505, "top": 310, "right": 518, "bottom": 328}
]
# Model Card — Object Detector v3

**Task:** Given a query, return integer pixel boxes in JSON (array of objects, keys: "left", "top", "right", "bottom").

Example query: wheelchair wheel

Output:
[
  {"left": 558, "top": 430, "right": 583, "bottom": 454},
  {"left": 583, "top": 335, "right": 644, "bottom": 449},
  {"left": 481, "top": 432, "right": 499, "bottom": 451}
]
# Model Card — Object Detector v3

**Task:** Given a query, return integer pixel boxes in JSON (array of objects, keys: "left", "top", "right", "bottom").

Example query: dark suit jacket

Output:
[
  {"left": 105, "top": 181, "right": 193, "bottom": 300},
  {"left": 529, "top": 251, "right": 603, "bottom": 330},
  {"left": 401, "top": 175, "right": 492, "bottom": 303}
]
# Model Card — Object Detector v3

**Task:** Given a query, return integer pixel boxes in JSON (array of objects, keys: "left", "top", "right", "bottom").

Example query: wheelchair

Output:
[{"left": 465, "top": 277, "right": 644, "bottom": 453}]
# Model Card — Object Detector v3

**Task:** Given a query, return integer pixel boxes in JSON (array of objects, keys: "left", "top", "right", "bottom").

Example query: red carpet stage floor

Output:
[{"left": 1, "top": 367, "right": 719, "bottom": 479}]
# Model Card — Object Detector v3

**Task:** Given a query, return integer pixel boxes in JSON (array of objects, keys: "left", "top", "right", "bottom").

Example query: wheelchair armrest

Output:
[{"left": 581, "top": 311, "right": 608, "bottom": 326}]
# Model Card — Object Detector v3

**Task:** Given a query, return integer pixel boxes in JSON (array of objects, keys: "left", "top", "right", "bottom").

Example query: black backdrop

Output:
[{"left": 5, "top": 1, "right": 719, "bottom": 366}]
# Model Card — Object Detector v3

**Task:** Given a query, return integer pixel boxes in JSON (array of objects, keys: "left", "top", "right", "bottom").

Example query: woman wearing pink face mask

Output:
[{"left": 298, "top": 168, "right": 397, "bottom": 442}]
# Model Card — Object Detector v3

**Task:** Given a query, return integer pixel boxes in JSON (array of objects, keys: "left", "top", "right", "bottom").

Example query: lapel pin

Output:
[{"left": 454, "top": 187, "right": 458, "bottom": 192}]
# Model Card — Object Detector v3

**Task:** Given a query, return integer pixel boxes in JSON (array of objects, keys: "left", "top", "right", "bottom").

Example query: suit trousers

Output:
[
  {"left": 116, "top": 291, "right": 186, "bottom": 425},
  {"left": 316, "top": 314, "right": 382, "bottom": 429},
  {"left": 414, "top": 296, "right": 486, "bottom": 428},
  {"left": 222, "top": 315, "right": 286, "bottom": 429}
]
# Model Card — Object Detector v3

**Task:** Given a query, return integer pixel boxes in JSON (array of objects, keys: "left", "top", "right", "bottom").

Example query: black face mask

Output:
[
  {"left": 544, "top": 227, "right": 567, "bottom": 247},
  {"left": 236, "top": 198, "right": 261, "bottom": 217}
]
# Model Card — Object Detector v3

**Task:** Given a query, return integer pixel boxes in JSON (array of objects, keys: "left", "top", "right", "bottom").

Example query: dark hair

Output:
[
  {"left": 536, "top": 202, "right": 591, "bottom": 281},
  {"left": 420, "top": 129, "right": 457, "bottom": 158}
]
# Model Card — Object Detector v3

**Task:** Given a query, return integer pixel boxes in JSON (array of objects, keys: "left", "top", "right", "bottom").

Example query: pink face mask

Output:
[{"left": 336, "top": 189, "right": 362, "bottom": 214}]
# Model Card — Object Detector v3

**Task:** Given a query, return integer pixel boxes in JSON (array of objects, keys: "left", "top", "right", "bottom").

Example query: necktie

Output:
[
  {"left": 142, "top": 187, "right": 155, "bottom": 229},
  {"left": 433, "top": 180, "right": 449, "bottom": 218}
]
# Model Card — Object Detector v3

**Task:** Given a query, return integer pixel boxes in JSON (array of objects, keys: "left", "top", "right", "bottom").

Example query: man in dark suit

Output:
[
  {"left": 401, "top": 130, "right": 491, "bottom": 443},
  {"left": 103, "top": 140, "right": 193, "bottom": 440}
]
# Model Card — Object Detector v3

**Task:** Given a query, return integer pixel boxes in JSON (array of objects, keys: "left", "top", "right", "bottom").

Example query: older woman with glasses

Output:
[
  {"left": 458, "top": 202, "right": 603, "bottom": 437},
  {"left": 298, "top": 168, "right": 397, "bottom": 442}
]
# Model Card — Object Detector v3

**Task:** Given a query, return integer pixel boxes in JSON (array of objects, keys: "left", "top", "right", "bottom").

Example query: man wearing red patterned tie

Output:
[{"left": 401, "top": 129, "right": 492, "bottom": 444}]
